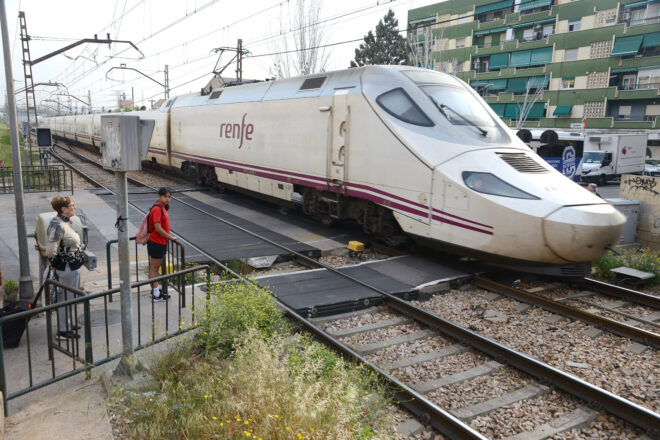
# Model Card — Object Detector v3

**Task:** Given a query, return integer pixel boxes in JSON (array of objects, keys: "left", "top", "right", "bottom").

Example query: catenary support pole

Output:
[{"left": 1, "top": 0, "right": 34, "bottom": 299}]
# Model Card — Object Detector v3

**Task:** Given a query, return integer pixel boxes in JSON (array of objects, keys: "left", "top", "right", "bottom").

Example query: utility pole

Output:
[
  {"left": 88, "top": 90, "right": 91, "bottom": 113},
  {"left": 1, "top": 1, "right": 34, "bottom": 299},
  {"left": 19, "top": 11, "right": 38, "bottom": 165},
  {"left": 236, "top": 39, "right": 243, "bottom": 82},
  {"left": 164, "top": 64, "right": 169, "bottom": 99}
]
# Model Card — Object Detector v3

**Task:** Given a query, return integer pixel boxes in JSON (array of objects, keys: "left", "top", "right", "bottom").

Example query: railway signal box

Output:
[{"left": 100, "top": 115, "right": 155, "bottom": 171}]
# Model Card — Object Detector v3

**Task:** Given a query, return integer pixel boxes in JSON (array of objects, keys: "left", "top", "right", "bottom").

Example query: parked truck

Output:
[{"left": 580, "top": 132, "right": 647, "bottom": 185}]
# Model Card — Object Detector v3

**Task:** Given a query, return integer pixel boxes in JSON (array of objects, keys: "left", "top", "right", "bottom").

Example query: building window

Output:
[
  {"left": 542, "top": 25, "right": 554, "bottom": 38},
  {"left": 630, "top": 7, "right": 647, "bottom": 26},
  {"left": 618, "top": 105, "right": 632, "bottom": 119},
  {"left": 584, "top": 101, "right": 605, "bottom": 118},
  {"left": 568, "top": 19, "right": 581, "bottom": 32},
  {"left": 483, "top": 35, "right": 492, "bottom": 48},
  {"left": 621, "top": 74, "right": 637, "bottom": 90},
  {"left": 456, "top": 38, "right": 465, "bottom": 49},
  {"left": 564, "top": 48, "right": 579, "bottom": 61},
  {"left": 523, "top": 28, "right": 535, "bottom": 41},
  {"left": 590, "top": 41, "right": 612, "bottom": 59},
  {"left": 561, "top": 77, "right": 575, "bottom": 89}
]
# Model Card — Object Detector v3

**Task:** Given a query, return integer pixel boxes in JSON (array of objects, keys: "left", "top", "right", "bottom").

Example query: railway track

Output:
[
  {"left": 50, "top": 140, "right": 659, "bottom": 438},
  {"left": 50, "top": 141, "right": 185, "bottom": 190},
  {"left": 474, "top": 277, "right": 660, "bottom": 349}
]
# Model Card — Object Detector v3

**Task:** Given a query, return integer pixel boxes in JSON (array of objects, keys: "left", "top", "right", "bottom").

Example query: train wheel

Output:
[{"left": 598, "top": 175, "right": 607, "bottom": 186}]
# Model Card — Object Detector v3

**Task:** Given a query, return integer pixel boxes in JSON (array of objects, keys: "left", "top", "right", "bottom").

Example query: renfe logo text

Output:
[{"left": 219, "top": 113, "right": 254, "bottom": 149}]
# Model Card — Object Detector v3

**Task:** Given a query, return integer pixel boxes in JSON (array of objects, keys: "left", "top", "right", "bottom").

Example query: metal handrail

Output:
[
  {"left": 0, "top": 264, "right": 210, "bottom": 416},
  {"left": 0, "top": 165, "right": 73, "bottom": 194},
  {"left": 106, "top": 236, "right": 185, "bottom": 301}
]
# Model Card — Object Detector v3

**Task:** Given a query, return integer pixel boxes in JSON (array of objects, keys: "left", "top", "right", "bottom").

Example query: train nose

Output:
[{"left": 542, "top": 204, "right": 626, "bottom": 263}]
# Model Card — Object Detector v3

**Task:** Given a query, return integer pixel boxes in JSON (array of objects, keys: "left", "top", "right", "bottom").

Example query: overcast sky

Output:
[{"left": 1, "top": 0, "right": 439, "bottom": 112}]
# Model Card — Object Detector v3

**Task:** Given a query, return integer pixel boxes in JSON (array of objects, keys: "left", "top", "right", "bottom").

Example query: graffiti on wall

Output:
[{"left": 622, "top": 176, "right": 659, "bottom": 196}]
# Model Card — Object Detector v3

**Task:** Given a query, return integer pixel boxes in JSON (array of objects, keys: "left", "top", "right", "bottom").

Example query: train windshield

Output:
[{"left": 402, "top": 70, "right": 500, "bottom": 131}]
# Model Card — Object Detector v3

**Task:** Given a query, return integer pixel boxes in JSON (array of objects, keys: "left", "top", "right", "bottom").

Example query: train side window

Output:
[
  {"left": 376, "top": 88, "right": 434, "bottom": 127},
  {"left": 300, "top": 76, "right": 327, "bottom": 90}
]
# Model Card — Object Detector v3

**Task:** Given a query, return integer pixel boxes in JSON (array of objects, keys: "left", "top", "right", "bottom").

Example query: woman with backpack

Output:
[
  {"left": 45, "top": 195, "right": 86, "bottom": 338},
  {"left": 147, "top": 187, "right": 177, "bottom": 301}
]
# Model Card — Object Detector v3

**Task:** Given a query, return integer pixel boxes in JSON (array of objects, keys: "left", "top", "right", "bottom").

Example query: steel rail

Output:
[
  {"left": 53, "top": 141, "right": 660, "bottom": 434},
  {"left": 583, "top": 278, "right": 660, "bottom": 309},
  {"left": 474, "top": 277, "right": 660, "bottom": 349}
]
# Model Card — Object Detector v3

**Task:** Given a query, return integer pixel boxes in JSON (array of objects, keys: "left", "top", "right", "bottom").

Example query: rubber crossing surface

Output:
[{"left": 99, "top": 189, "right": 318, "bottom": 261}]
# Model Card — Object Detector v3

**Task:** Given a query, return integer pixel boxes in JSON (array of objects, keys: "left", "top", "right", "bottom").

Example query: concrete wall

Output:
[{"left": 619, "top": 174, "right": 660, "bottom": 249}]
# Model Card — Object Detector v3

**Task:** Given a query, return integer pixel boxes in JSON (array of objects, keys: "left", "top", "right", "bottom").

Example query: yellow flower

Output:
[
  {"left": 297, "top": 434, "right": 303, "bottom": 439},
  {"left": 212, "top": 416, "right": 217, "bottom": 420},
  {"left": 244, "top": 421, "right": 249, "bottom": 425},
  {"left": 220, "top": 423, "right": 224, "bottom": 426}
]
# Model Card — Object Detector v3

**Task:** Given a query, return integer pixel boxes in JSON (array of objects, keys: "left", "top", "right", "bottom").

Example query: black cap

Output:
[{"left": 158, "top": 187, "right": 171, "bottom": 196}]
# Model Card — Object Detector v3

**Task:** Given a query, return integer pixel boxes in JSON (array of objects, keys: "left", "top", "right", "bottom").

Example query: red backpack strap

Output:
[{"left": 147, "top": 203, "right": 165, "bottom": 233}]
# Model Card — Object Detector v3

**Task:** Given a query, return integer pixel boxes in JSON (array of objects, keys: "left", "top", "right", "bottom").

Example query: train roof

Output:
[{"left": 170, "top": 65, "right": 435, "bottom": 108}]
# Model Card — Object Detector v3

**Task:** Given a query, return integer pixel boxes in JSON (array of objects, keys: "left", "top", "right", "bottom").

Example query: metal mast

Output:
[{"left": 19, "top": 11, "right": 37, "bottom": 164}]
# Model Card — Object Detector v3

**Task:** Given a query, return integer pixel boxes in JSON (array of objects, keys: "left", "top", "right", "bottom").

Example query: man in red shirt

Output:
[{"left": 147, "top": 187, "right": 177, "bottom": 300}]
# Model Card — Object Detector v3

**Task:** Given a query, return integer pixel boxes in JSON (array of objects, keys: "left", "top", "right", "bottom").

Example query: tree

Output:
[
  {"left": 269, "top": 0, "right": 330, "bottom": 78},
  {"left": 515, "top": 76, "right": 548, "bottom": 129},
  {"left": 350, "top": 9, "right": 407, "bottom": 67}
]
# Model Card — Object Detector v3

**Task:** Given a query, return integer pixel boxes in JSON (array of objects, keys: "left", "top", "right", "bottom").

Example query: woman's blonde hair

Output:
[{"left": 51, "top": 195, "right": 74, "bottom": 214}]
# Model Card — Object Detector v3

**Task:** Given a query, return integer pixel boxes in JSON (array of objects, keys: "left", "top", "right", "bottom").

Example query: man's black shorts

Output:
[{"left": 147, "top": 241, "right": 167, "bottom": 259}]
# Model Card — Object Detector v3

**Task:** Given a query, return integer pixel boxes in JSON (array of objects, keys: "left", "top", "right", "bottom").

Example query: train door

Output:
[
  {"left": 327, "top": 90, "right": 350, "bottom": 191},
  {"left": 162, "top": 97, "right": 177, "bottom": 166}
]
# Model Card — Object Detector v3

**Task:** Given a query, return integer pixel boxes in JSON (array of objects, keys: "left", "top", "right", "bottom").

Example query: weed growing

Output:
[
  {"left": 593, "top": 247, "right": 660, "bottom": 286},
  {"left": 112, "top": 280, "right": 396, "bottom": 439}
]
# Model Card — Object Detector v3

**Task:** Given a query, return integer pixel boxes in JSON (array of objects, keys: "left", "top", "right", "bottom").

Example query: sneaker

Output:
[{"left": 152, "top": 292, "right": 171, "bottom": 302}]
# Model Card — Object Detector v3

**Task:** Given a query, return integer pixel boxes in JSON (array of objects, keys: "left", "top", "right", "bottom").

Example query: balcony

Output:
[
  {"left": 619, "top": 10, "right": 660, "bottom": 27},
  {"left": 618, "top": 81, "right": 660, "bottom": 91}
]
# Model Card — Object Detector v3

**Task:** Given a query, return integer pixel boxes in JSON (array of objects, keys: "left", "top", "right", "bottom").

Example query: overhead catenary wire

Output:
[{"left": 41, "top": 0, "right": 547, "bottom": 112}]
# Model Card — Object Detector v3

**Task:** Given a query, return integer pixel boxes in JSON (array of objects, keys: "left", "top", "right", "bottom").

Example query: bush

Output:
[
  {"left": 115, "top": 329, "right": 394, "bottom": 439},
  {"left": 197, "top": 280, "right": 289, "bottom": 354},
  {"left": 593, "top": 247, "right": 660, "bottom": 286}
]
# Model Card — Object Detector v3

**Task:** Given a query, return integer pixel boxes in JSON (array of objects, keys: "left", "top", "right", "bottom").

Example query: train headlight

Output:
[{"left": 462, "top": 171, "right": 539, "bottom": 200}]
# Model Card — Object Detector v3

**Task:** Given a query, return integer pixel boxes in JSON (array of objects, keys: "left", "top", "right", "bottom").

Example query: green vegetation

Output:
[
  {"left": 113, "top": 281, "right": 395, "bottom": 439},
  {"left": 593, "top": 247, "right": 660, "bottom": 286},
  {"left": 3, "top": 280, "right": 18, "bottom": 296},
  {"left": 0, "top": 122, "right": 14, "bottom": 166},
  {"left": 0, "top": 122, "right": 39, "bottom": 167}
]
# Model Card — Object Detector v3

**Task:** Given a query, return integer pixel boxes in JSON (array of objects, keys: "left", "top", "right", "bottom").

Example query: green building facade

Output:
[{"left": 407, "top": 0, "right": 660, "bottom": 139}]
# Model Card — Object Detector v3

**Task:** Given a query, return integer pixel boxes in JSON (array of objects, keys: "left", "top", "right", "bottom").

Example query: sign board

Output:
[
  {"left": 100, "top": 115, "right": 155, "bottom": 171},
  {"left": 36, "top": 128, "right": 52, "bottom": 147},
  {"left": 22, "top": 121, "right": 29, "bottom": 137},
  {"left": 570, "top": 123, "right": 583, "bottom": 129},
  {"left": 543, "top": 146, "right": 582, "bottom": 182},
  {"left": 39, "top": 152, "right": 51, "bottom": 160}
]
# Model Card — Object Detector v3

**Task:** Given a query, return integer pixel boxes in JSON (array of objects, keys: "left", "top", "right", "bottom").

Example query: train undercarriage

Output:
[{"left": 181, "top": 161, "right": 408, "bottom": 246}]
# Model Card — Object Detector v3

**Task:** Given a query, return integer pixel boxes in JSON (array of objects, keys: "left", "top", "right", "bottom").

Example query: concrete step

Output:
[
  {"left": 395, "top": 418, "right": 425, "bottom": 437},
  {"left": 503, "top": 406, "right": 599, "bottom": 440},
  {"left": 354, "top": 330, "right": 436, "bottom": 355},
  {"left": 452, "top": 384, "right": 549, "bottom": 422},
  {"left": 385, "top": 344, "right": 468, "bottom": 370},
  {"left": 413, "top": 361, "right": 503, "bottom": 394},
  {"left": 327, "top": 317, "right": 411, "bottom": 338}
]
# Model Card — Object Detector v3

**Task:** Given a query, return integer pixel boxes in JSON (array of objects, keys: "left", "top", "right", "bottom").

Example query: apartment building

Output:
[{"left": 407, "top": 0, "right": 660, "bottom": 141}]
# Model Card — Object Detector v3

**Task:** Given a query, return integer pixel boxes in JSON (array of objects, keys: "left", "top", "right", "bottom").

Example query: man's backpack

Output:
[{"left": 136, "top": 204, "right": 164, "bottom": 245}]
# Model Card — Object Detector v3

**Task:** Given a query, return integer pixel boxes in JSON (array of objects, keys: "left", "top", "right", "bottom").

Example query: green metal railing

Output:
[
  {"left": 0, "top": 165, "right": 73, "bottom": 194},
  {"left": 0, "top": 264, "right": 210, "bottom": 416}
]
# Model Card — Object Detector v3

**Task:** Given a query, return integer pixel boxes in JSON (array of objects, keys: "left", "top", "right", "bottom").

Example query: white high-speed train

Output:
[{"left": 43, "top": 66, "right": 625, "bottom": 268}]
